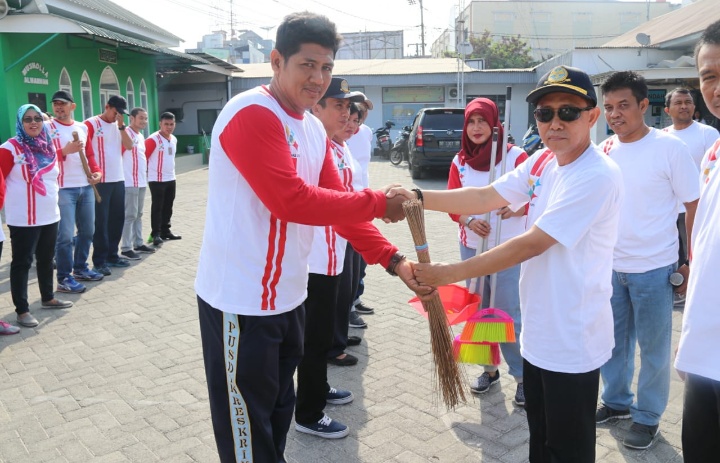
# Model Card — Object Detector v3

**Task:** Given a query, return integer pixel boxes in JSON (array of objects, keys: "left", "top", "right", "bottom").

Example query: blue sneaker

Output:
[
  {"left": 73, "top": 268, "right": 104, "bottom": 281},
  {"left": 56, "top": 276, "right": 86, "bottom": 294},
  {"left": 295, "top": 414, "right": 349, "bottom": 439},
  {"left": 326, "top": 387, "right": 353, "bottom": 405},
  {"left": 107, "top": 258, "right": 131, "bottom": 268}
]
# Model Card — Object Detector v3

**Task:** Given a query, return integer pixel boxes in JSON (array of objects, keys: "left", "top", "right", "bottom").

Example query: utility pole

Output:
[{"left": 407, "top": 0, "right": 426, "bottom": 56}]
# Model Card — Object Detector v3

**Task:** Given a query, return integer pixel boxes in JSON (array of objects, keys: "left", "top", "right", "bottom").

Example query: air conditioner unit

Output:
[
  {"left": 448, "top": 87, "right": 459, "bottom": 99},
  {"left": 0, "top": 0, "right": 9, "bottom": 20}
]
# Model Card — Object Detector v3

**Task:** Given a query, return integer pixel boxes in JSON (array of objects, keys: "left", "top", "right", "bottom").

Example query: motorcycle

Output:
[
  {"left": 373, "top": 120, "right": 395, "bottom": 158},
  {"left": 389, "top": 125, "right": 412, "bottom": 165},
  {"left": 521, "top": 125, "right": 544, "bottom": 156}
]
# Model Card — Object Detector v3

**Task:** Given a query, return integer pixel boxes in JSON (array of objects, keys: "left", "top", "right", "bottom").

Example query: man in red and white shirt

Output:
[
  {"left": 47, "top": 91, "right": 104, "bottom": 293},
  {"left": 145, "top": 112, "right": 180, "bottom": 246},
  {"left": 84, "top": 95, "right": 134, "bottom": 275},
  {"left": 120, "top": 108, "right": 155, "bottom": 259},
  {"left": 194, "top": 12, "right": 427, "bottom": 463}
]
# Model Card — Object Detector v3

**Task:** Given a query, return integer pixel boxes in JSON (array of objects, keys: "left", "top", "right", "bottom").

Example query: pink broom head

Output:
[
  {"left": 459, "top": 307, "right": 516, "bottom": 343},
  {"left": 452, "top": 336, "right": 501, "bottom": 365}
]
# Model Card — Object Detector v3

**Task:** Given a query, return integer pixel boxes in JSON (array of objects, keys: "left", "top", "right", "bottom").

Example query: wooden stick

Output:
[{"left": 72, "top": 131, "right": 101, "bottom": 203}]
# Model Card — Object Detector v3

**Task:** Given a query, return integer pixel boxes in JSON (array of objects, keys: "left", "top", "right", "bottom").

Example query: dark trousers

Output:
[
  {"left": 682, "top": 373, "right": 720, "bottom": 462},
  {"left": 524, "top": 359, "right": 599, "bottom": 463},
  {"left": 197, "top": 296, "right": 304, "bottom": 463},
  {"left": 148, "top": 180, "right": 176, "bottom": 236},
  {"left": 328, "top": 246, "right": 362, "bottom": 358},
  {"left": 677, "top": 213, "right": 687, "bottom": 264},
  {"left": 355, "top": 257, "right": 367, "bottom": 300},
  {"left": 92, "top": 181, "right": 125, "bottom": 266},
  {"left": 9, "top": 222, "right": 58, "bottom": 314},
  {"left": 295, "top": 273, "right": 340, "bottom": 424}
]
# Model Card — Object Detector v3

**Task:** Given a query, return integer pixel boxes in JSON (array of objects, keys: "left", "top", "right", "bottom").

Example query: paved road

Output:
[{"left": 0, "top": 158, "right": 685, "bottom": 462}]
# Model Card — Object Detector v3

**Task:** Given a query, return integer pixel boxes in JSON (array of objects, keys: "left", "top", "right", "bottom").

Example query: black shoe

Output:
[
  {"left": 354, "top": 301, "right": 375, "bottom": 315},
  {"left": 347, "top": 336, "right": 362, "bottom": 346},
  {"left": 152, "top": 235, "right": 164, "bottom": 246},
  {"left": 134, "top": 245, "right": 156, "bottom": 254},
  {"left": 596, "top": 404, "right": 631, "bottom": 424},
  {"left": 327, "top": 353, "right": 358, "bottom": 366},
  {"left": 120, "top": 250, "right": 142, "bottom": 260},
  {"left": 161, "top": 232, "right": 182, "bottom": 240}
]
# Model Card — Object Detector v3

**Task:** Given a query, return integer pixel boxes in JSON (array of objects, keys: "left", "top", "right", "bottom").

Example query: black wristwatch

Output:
[
  {"left": 385, "top": 252, "right": 406, "bottom": 276},
  {"left": 118, "top": 125, "right": 126, "bottom": 131}
]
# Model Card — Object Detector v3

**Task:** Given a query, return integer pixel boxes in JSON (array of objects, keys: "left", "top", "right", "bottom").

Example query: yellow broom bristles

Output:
[
  {"left": 460, "top": 320, "right": 515, "bottom": 343},
  {"left": 402, "top": 199, "right": 467, "bottom": 409},
  {"left": 452, "top": 338, "right": 501, "bottom": 365}
]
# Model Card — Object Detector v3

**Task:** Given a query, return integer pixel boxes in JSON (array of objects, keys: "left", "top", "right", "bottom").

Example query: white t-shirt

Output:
[
  {"left": 0, "top": 140, "right": 61, "bottom": 227},
  {"left": 122, "top": 127, "right": 147, "bottom": 188},
  {"left": 45, "top": 119, "right": 90, "bottom": 188},
  {"left": 601, "top": 129, "right": 700, "bottom": 273},
  {"left": 307, "top": 141, "right": 356, "bottom": 276},
  {"left": 493, "top": 145, "right": 623, "bottom": 373},
  {"left": 663, "top": 121, "right": 720, "bottom": 168},
  {"left": 146, "top": 132, "right": 177, "bottom": 182},
  {"left": 84, "top": 116, "right": 125, "bottom": 183},
  {"left": 346, "top": 124, "right": 373, "bottom": 188},
  {"left": 675, "top": 141, "right": 720, "bottom": 381},
  {"left": 451, "top": 145, "right": 528, "bottom": 250}
]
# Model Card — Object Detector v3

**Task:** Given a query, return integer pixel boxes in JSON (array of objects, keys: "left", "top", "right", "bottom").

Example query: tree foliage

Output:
[{"left": 466, "top": 30, "right": 537, "bottom": 69}]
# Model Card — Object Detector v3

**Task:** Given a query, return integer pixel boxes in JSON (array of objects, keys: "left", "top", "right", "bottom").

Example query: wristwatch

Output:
[
  {"left": 118, "top": 125, "right": 126, "bottom": 131},
  {"left": 465, "top": 216, "right": 475, "bottom": 226},
  {"left": 385, "top": 252, "right": 406, "bottom": 276}
]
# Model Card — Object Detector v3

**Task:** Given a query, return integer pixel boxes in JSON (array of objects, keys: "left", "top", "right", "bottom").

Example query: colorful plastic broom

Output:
[
  {"left": 453, "top": 337, "right": 501, "bottom": 365},
  {"left": 459, "top": 308, "right": 515, "bottom": 343}
]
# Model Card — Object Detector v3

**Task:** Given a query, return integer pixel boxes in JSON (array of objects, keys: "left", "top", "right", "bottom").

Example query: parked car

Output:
[{"left": 407, "top": 108, "right": 465, "bottom": 179}]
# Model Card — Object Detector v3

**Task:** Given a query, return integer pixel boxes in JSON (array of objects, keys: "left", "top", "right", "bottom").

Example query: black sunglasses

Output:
[
  {"left": 22, "top": 116, "right": 44, "bottom": 124},
  {"left": 533, "top": 106, "right": 594, "bottom": 123}
]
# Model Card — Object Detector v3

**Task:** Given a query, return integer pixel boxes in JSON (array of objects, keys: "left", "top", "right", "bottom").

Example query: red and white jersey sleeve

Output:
[
  {"left": 451, "top": 145, "right": 529, "bottom": 250},
  {"left": 146, "top": 132, "right": 177, "bottom": 182},
  {"left": 45, "top": 120, "right": 92, "bottom": 188},
  {"left": 0, "top": 140, "right": 60, "bottom": 226},
  {"left": 307, "top": 140, "right": 357, "bottom": 275},
  {"left": 84, "top": 116, "right": 125, "bottom": 183},
  {"left": 195, "top": 86, "right": 395, "bottom": 316},
  {"left": 122, "top": 128, "right": 147, "bottom": 187}
]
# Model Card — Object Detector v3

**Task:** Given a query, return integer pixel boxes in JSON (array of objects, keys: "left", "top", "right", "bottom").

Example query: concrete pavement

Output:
[{"left": 0, "top": 158, "right": 685, "bottom": 462}]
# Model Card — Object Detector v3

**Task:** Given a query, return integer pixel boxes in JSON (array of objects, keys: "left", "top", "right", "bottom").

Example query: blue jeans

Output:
[
  {"left": 460, "top": 243, "right": 523, "bottom": 380},
  {"left": 600, "top": 264, "right": 675, "bottom": 426},
  {"left": 56, "top": 186, "right": 95, "bottom": 280}
]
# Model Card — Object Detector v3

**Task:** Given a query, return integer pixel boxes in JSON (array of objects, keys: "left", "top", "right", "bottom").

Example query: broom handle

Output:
[
  {"left": 470, "top": 127, "right": 499, "bottom": 299},
  {"left": 490, "top": 87, "right": 512, "bottom": 308},
  {"left": 72, "top": 131, "right": 102, "bottom": 203}
]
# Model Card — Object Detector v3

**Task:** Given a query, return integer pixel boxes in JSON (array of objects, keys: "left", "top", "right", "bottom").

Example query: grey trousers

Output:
[{"left": 121, "top": 187, "right": 146, "bottom": 252}]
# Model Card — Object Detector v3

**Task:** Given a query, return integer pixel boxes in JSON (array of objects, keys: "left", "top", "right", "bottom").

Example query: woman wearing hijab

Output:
[
  {"left": 447, "top": 98, "right": 529, "bottom": 405},
  {"left": 0, "top": 104, "right": 72, "bottom": 328}
]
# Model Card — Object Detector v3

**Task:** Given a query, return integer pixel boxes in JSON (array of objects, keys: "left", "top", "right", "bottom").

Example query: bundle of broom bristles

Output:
[{"left": 402, "top": 199, "right": 467, "bottom": 409}]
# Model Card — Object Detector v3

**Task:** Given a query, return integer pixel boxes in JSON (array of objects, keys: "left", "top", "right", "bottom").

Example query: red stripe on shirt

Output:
[
  {"left": 325, "top": 226, "right": 336, "bottom": 275},
  {"left": 261, "top": 216, "right": 279, "bottom": 310},
  {"left": 267, "top": 220, "right": 287, "bottom": 310},
  {"left": 49, "top": 122, "right": 65, "bottom": 187}
]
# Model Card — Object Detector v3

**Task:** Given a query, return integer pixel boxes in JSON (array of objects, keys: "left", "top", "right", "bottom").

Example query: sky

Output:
[
  {"left": 109, "top": 0, "right": 466, "bottom": 55},
  {"left": 110, "top": 0, "right": 684, "bottom": 56}
]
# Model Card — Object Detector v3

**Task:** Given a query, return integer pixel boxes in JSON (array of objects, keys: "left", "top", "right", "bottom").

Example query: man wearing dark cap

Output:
[
  {"left": 84, "top": 95, "right": 134, "bottom": 275},
  {"left": 46, "top": 91, "right": 105, "bottom": 293},
  {"left": 389, "top": 65, "right": 624, "bottom": 462}
]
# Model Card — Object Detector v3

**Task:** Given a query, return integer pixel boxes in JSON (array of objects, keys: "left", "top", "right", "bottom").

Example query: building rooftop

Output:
[{"left": 602, "top": 0, "right": 717, "bottom": 49}]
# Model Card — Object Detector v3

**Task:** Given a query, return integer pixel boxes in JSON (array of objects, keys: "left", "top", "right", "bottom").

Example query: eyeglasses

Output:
[
  {"left": 22, "top": 116, "right": 44, "bottom": 124},
  {"left": 533, "top": 106, "right": 594, "bottom": 123}
]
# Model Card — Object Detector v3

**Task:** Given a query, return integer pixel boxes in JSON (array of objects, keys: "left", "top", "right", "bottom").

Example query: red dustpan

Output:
[{"left": 409, "top": 283, "right": 481, "bottom": 325}]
